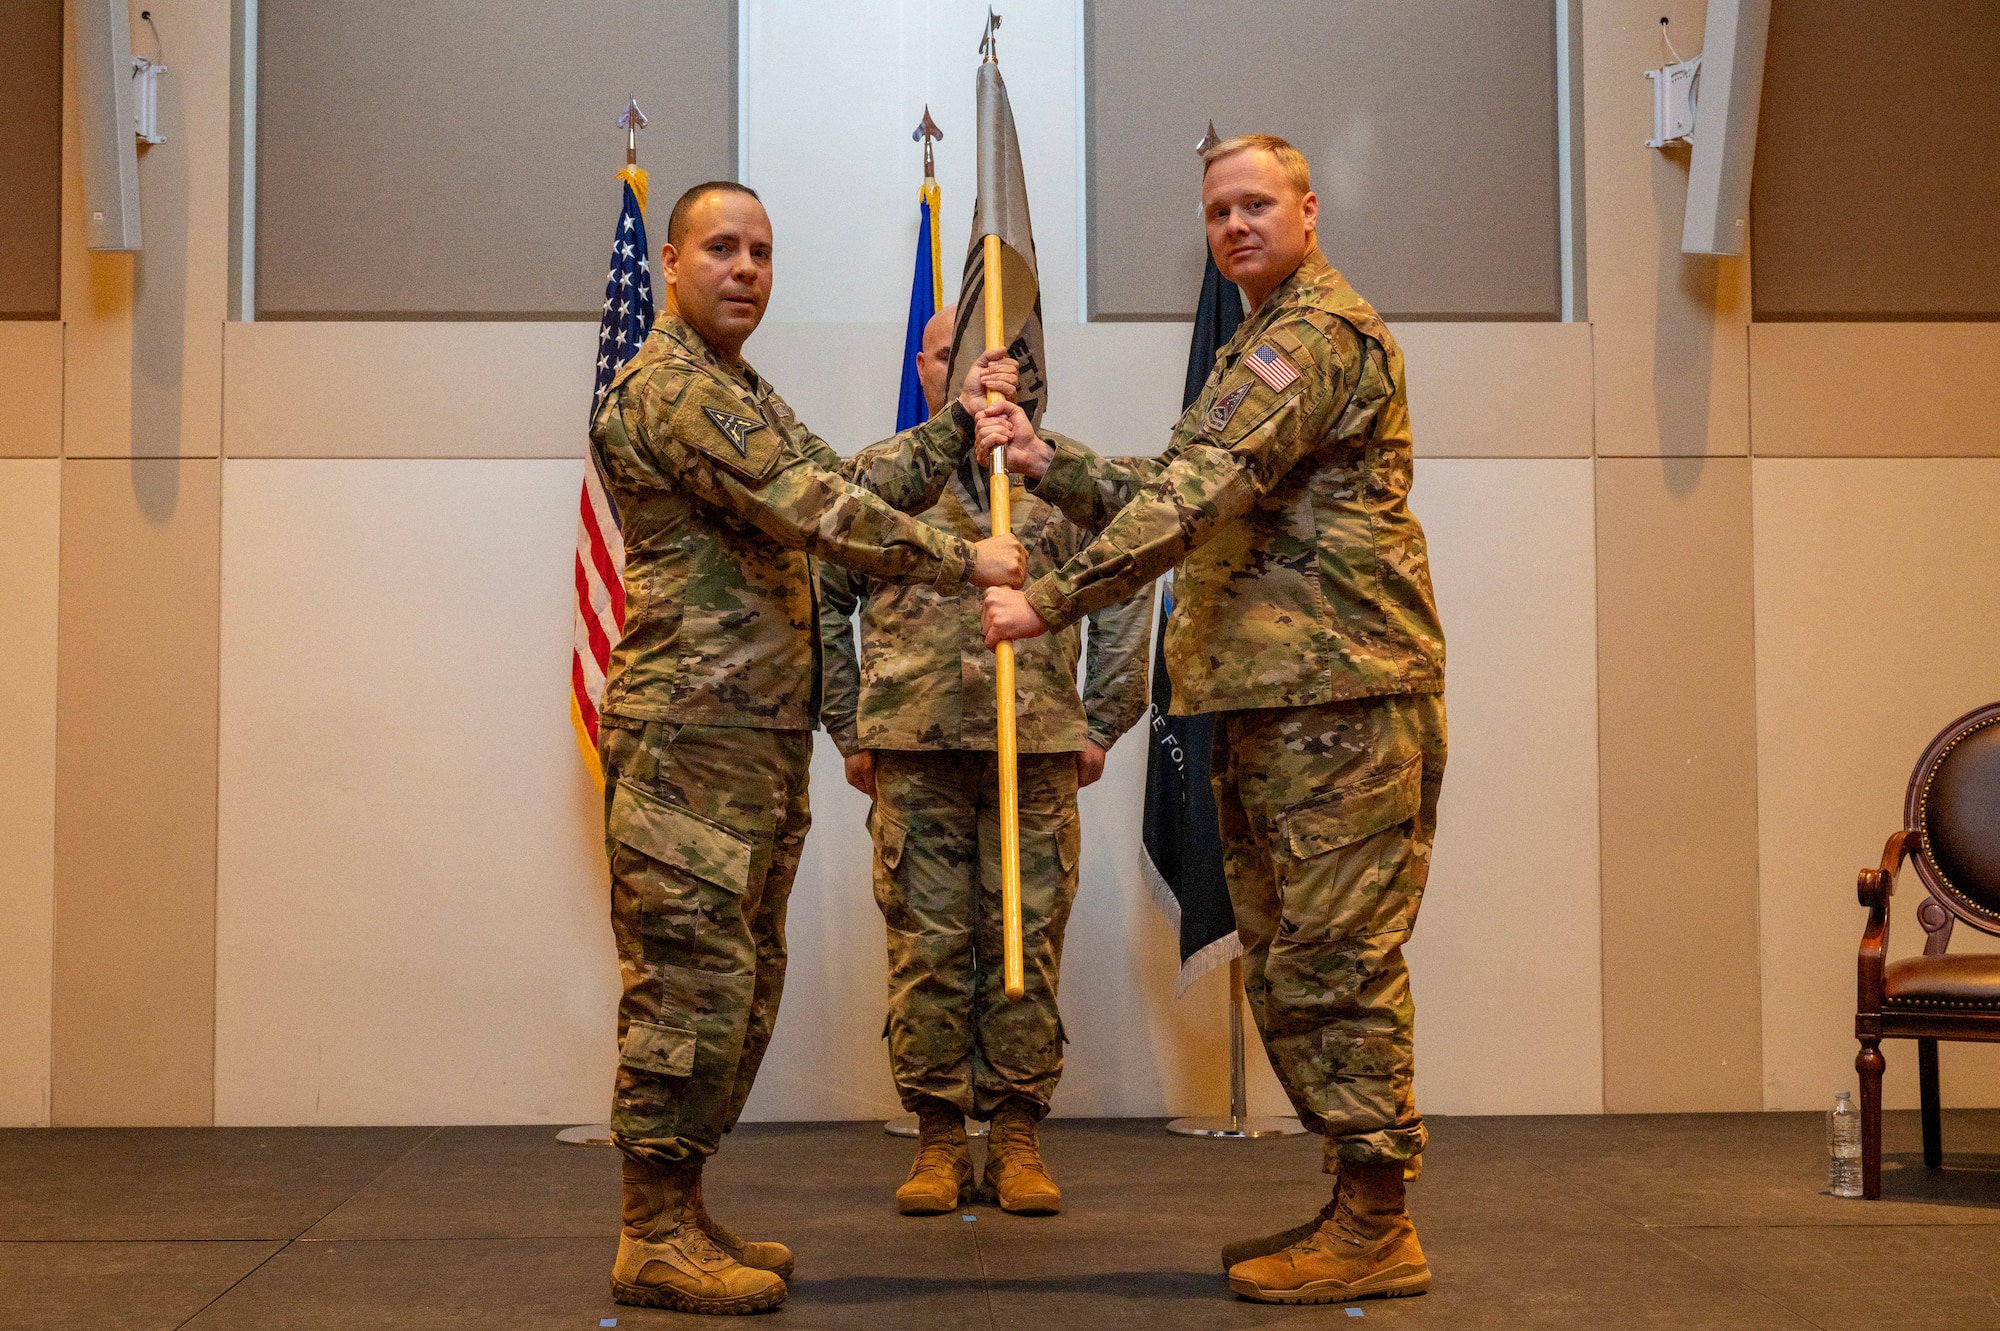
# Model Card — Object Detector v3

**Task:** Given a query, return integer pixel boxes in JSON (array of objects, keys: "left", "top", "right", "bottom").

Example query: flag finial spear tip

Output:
[
  {"left": 979, "top": 8, "right": 1001, "bottom": 62},
  {"left": 912, "top": 106, "right": 943, "bottom": 143},
  {"left": 1196, "top": 121, "right": 1221, "bottom": 157},
  {"left": 617, "top": 98, "right": 647, "bottom": 132}
]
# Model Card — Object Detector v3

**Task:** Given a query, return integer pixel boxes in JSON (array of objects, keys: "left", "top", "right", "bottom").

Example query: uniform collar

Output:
[
  {"left": 1220, "top": 247, "right": 1333, "bottom": 363},
  {"left": 657, "top": 315, "right": 765, "bottom": 397}
]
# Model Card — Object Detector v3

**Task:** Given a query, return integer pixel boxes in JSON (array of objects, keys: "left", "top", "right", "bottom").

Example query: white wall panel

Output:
[
  {"left": 1751, "top": 323, "right": 2000, "bottom": 458},
  {"left": 1754, "top": 459, "right": 2000, "bottom": 1111},
  {"left": 743, "top": 0, "right": 1080, "bottom": 326},
  {"left": 215, "top": 459, "right": 615, "bottom": 1123},
  {"left": 1405, "top": 459, "right": 1604, "bottom": 1113},
  {"left": 0, "top": 460, "right": 60, "bottom": 1124}
]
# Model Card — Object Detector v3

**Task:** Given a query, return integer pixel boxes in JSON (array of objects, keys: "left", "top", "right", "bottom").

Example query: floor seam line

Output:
[
  {"left": 1647, "top": 1225, "right": 1834, "bottom": 1331},
  {"left": 169, "top": 1126, "right": 443, "bottom": 1330},
  {"left": 969, "top": 1215, "right": 997, "bottom": 1331}
]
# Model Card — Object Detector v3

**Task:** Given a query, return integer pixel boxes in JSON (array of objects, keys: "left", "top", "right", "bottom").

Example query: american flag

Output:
[
  {"left": 1245, "top": 342, "right": 1299, "bottom": 394},
  {"left": 571, "top": 175, "right": 654, "bottom": 784}
]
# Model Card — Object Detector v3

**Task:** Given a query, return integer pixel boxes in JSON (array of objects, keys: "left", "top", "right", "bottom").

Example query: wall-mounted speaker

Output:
[
  {"left": 1683, "top": 0, "right": 1771, "bottom": 256},
  {"left": 76, "top": 0, "right": 141, "bottom": 251}
]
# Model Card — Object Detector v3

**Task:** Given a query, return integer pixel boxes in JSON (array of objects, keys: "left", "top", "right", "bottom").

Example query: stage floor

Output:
[{"left": 5, "top": 1111, "right": 2000, "bottom": 1329}]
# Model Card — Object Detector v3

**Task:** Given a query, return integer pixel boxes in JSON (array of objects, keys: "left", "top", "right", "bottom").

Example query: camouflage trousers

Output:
[
  {"left": 1211, "top": 692, "right": 1446, "bottom": 1169},
  {"left": 869, "top": 749, "right": 1082, "bottom": 1121},
  {"left": 599, "top": 716, "right": 812, "bottom": 1170}
]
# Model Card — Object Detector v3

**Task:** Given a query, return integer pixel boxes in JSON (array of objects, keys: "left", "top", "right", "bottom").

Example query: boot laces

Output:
[{"left": 1326, "top": 1182, "right": 1365, "bottom": 1247}]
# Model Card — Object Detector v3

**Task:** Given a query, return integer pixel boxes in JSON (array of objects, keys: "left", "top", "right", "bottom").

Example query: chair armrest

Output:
[
  {"left": 1857, "top": 829, "right": 1917, "bottom": 1015},
  {"left": 1857, "top": 829, "right": 1917, "bottom": 908}
]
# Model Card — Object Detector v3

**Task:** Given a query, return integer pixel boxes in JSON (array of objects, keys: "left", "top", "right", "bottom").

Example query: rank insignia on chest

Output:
[
  {"left": 1206, "top": 383, "right": 1251, "bottom": 434},
  {"left": 1246, "top": 343, "right": 1301, "bottom": 393},
  {"left": 701, "top": 405, "right": 767, "bottom": 458}
]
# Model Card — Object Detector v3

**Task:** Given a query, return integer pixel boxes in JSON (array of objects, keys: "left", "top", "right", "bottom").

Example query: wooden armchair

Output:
[{"left": 1855, "top": 701, "right": 2000, "bottom": 1198}]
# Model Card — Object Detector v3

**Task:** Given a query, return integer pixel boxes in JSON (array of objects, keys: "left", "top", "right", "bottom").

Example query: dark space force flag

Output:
[
  {"left": 943, "top": 60, "right": 1047, "bottom": 430},
  {"left": 1140, "top": 249, "right": 1244, "bottom": 995}
]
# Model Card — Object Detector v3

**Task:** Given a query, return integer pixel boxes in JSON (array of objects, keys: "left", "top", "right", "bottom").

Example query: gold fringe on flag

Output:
[{"left": 617, "top": 165, "right": 650, "bottom": 217}]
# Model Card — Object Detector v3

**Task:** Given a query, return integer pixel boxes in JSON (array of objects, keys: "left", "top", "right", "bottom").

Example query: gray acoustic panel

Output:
[
  {"left": 0, "top": 0, "right": 62, "bottom": 314},
  {"left": 256, "top": 0, "right": 734, "bottom": 320},
  {"left": 1087, "top": 0, "right": 1561, "bottom": 321},
  {"left": 1753, "top": 1, "right": 2000, "bottom": 320}
]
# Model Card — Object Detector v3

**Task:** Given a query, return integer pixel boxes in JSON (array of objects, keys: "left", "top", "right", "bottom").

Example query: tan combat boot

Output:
[
  {"left": 611, "top": 1157, "right": 788, "bottom": 1314},
  {"left": 895, "top": 1099, "right": 973, "bottom": 1215},
  {"left": 1219, "top": 1190, "right": 1340, "bottom": 1270},
  {"left": 1226, "top": 1160, "right": 1430, "bottom": 1304},
  {"left": 689, "top": 1171, "right": 795, "bottom": 1279},
  {"left": 982, "top": 1098, "right": 1062, "bottom": 1216}
]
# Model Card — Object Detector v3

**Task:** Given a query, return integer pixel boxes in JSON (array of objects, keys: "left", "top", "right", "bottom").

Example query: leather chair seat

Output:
[{"left": 1884, "top": 954, "right": 2000, "bottom": 1009}]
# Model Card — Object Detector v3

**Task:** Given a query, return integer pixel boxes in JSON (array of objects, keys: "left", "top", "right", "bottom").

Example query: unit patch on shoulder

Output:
[
  {"left": 1206, "top": 383, "right": 1252, "bottom": 434},
  {"left": 701, "top": 405, "right": 765, "bottom": 458},
  {"left": 671, "top": 381, "right": 786, "bottom": 483}
]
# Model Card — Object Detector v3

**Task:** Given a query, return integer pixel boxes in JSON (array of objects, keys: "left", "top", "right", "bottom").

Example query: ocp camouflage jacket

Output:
[
  {"left": 1021, "top": 250, "right": 1445, "bottom": 715},
  {"left": 819, "top": 455, "right": 1151, "bottom": 758},
  {"left": 590, "top": 317, "right": 982, "bottom": 730}
]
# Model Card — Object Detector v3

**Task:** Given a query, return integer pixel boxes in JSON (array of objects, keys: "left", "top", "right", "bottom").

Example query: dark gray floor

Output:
[{"left": 5, "top": 1111, "right": 2000, "bottom": 1330}]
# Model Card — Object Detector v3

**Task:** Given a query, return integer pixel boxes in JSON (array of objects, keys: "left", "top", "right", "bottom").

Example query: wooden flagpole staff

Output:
[
  {"left": 986, "top": 232, "right": 1024, "bottom": 1003},
  {"left": 980, "top": 11, "right": 1026, "bottom": 1003}
]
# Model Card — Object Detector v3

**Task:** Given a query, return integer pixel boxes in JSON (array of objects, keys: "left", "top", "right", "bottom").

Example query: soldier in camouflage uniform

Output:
[
  {"left": 590, "top": 180, "right": 1028, "bottom": 1315},
  {"left": 820, "top": 306, "right": 1152, "bottom": 1218},
  {"left": 982, "top": 136, "right": 1446, "bottom": 1305}
]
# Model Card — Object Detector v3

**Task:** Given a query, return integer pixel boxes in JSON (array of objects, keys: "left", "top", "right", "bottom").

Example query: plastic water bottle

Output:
[{"left": 1827, "top": 1090, "right": 1862, "bottom": 1198}]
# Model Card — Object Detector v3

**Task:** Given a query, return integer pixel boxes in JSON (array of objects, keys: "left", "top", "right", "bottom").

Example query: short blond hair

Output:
[{"left": 1201, "top": 134, "right": 1312, "bottom": 197}]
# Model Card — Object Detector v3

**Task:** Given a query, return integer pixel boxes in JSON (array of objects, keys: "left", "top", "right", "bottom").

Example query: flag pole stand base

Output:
[
  {"left": 1165, "top": 1115, "right": 1306, "bottom": 1139},
  {"left": 556, "top": 1124, "right": 612, "bottom": 1146},
  {"left": 885, "top": 1114, "right": 988, "bottom": 1140},
  {"left": 1165, "top": 956, "right": 1306, "bottom": 1140}
]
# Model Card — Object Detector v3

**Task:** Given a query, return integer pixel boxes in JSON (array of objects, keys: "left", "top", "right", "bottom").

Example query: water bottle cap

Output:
[{"left": 1836, "top": 1090, "right": 1852, "bottom": 1100}]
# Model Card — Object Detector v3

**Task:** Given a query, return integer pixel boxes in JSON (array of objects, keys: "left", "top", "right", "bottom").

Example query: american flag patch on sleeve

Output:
[{"left": 1245, "top": 343, "right": 1301, "bottom": 393}]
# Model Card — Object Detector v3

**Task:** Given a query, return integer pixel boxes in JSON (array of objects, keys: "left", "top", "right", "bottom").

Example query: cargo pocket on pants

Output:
[
  {"left": 621, "top": 1020, "right": 697, "bottom": 1077},
  {"left": 611, "top": 779, "right": 755, "bottom": 897}
]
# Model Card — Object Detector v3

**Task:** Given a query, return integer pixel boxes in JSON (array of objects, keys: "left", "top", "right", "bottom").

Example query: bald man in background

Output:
[{"left": 820, "top": 306, "right": 1151, "bottom": 1218}]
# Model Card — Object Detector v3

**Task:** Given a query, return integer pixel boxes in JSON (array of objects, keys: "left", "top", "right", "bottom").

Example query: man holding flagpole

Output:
[
  {"left": 589, "top": 178, "right": 1028, "bottom": 1315},
  {"left": 981, "top": 134, "right": 1447, "bottom": 1306},
  {"left": 821, "top": 303, "right": 1150, "bottom": 1217}
]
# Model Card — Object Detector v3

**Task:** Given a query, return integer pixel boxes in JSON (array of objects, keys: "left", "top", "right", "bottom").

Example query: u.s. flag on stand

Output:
[{"left": 572, "top": 170, "right": 654, "bottom": 787}]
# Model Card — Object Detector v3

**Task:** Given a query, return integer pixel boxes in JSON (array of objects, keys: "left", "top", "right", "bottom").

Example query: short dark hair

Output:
[{"left": 666, "top": 181, "right": 763, "bottom": 249}]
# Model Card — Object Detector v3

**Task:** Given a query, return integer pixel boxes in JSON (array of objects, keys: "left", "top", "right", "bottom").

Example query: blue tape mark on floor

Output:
[
  {"left": 1345, "top": 1309, "right": 1363, "bottom": 1318},
  {"left": 601, "top": 1319, "right": 618, "bottom": 1326},
  {"left": 963, "top": 1213, "right": 977, "bottom": 1222}
]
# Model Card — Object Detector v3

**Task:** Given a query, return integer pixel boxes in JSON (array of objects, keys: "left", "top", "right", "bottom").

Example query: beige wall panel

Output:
[
  {"left": 1755, "top": 459, "right": 2000, "bottom": 1112},
  {"left": 221, "top": 322, "right": 598, "bottom": 459},
  {"left": 53, "top": 459, "right": 220, "bottom": 1125},
  {"left": 0, "top": 461, "right": 61, "bottom": 1125},
  {"left": 214, "top": 460, "right": 616, "bottom": 1124},
  {"left": 1583, "top": 1, "right": 1750, "bottom": 457},
  {"left": 1595, "top": 456, "right": 1762, "bottom": 1111},
  {"left": 58, "top": 0, "right": 231, "bottom": 460},
  {"left": 0, "top": 322, "right": 63, "bottom": 457},
  {"left": 1751, "top": 324, "right": 2000, "bottom": 458},
  {"left": 745, "top": 321, "right": 1594, "bottom": 467},
  {"left": 1403, "top": 459, "right": 1603, "bottom": 1113},
  {"left": 1396, "top": 323, "right": 1594, "bottom": 458}
]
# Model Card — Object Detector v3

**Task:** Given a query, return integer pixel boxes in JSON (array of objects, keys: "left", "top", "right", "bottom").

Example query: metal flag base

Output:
[
  {"left": 556, "top": 1124, "right": 612, "bottom": 1146},
  {"left": 885, "top": 1114, "right": 988, "bottom": 1139},
  {"left": 1166, "top": 1114, "right": 1305, "bottom": 1139},
  {"left": 1167, "top": 956, "right": 1307, "bottom": 1140}
]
